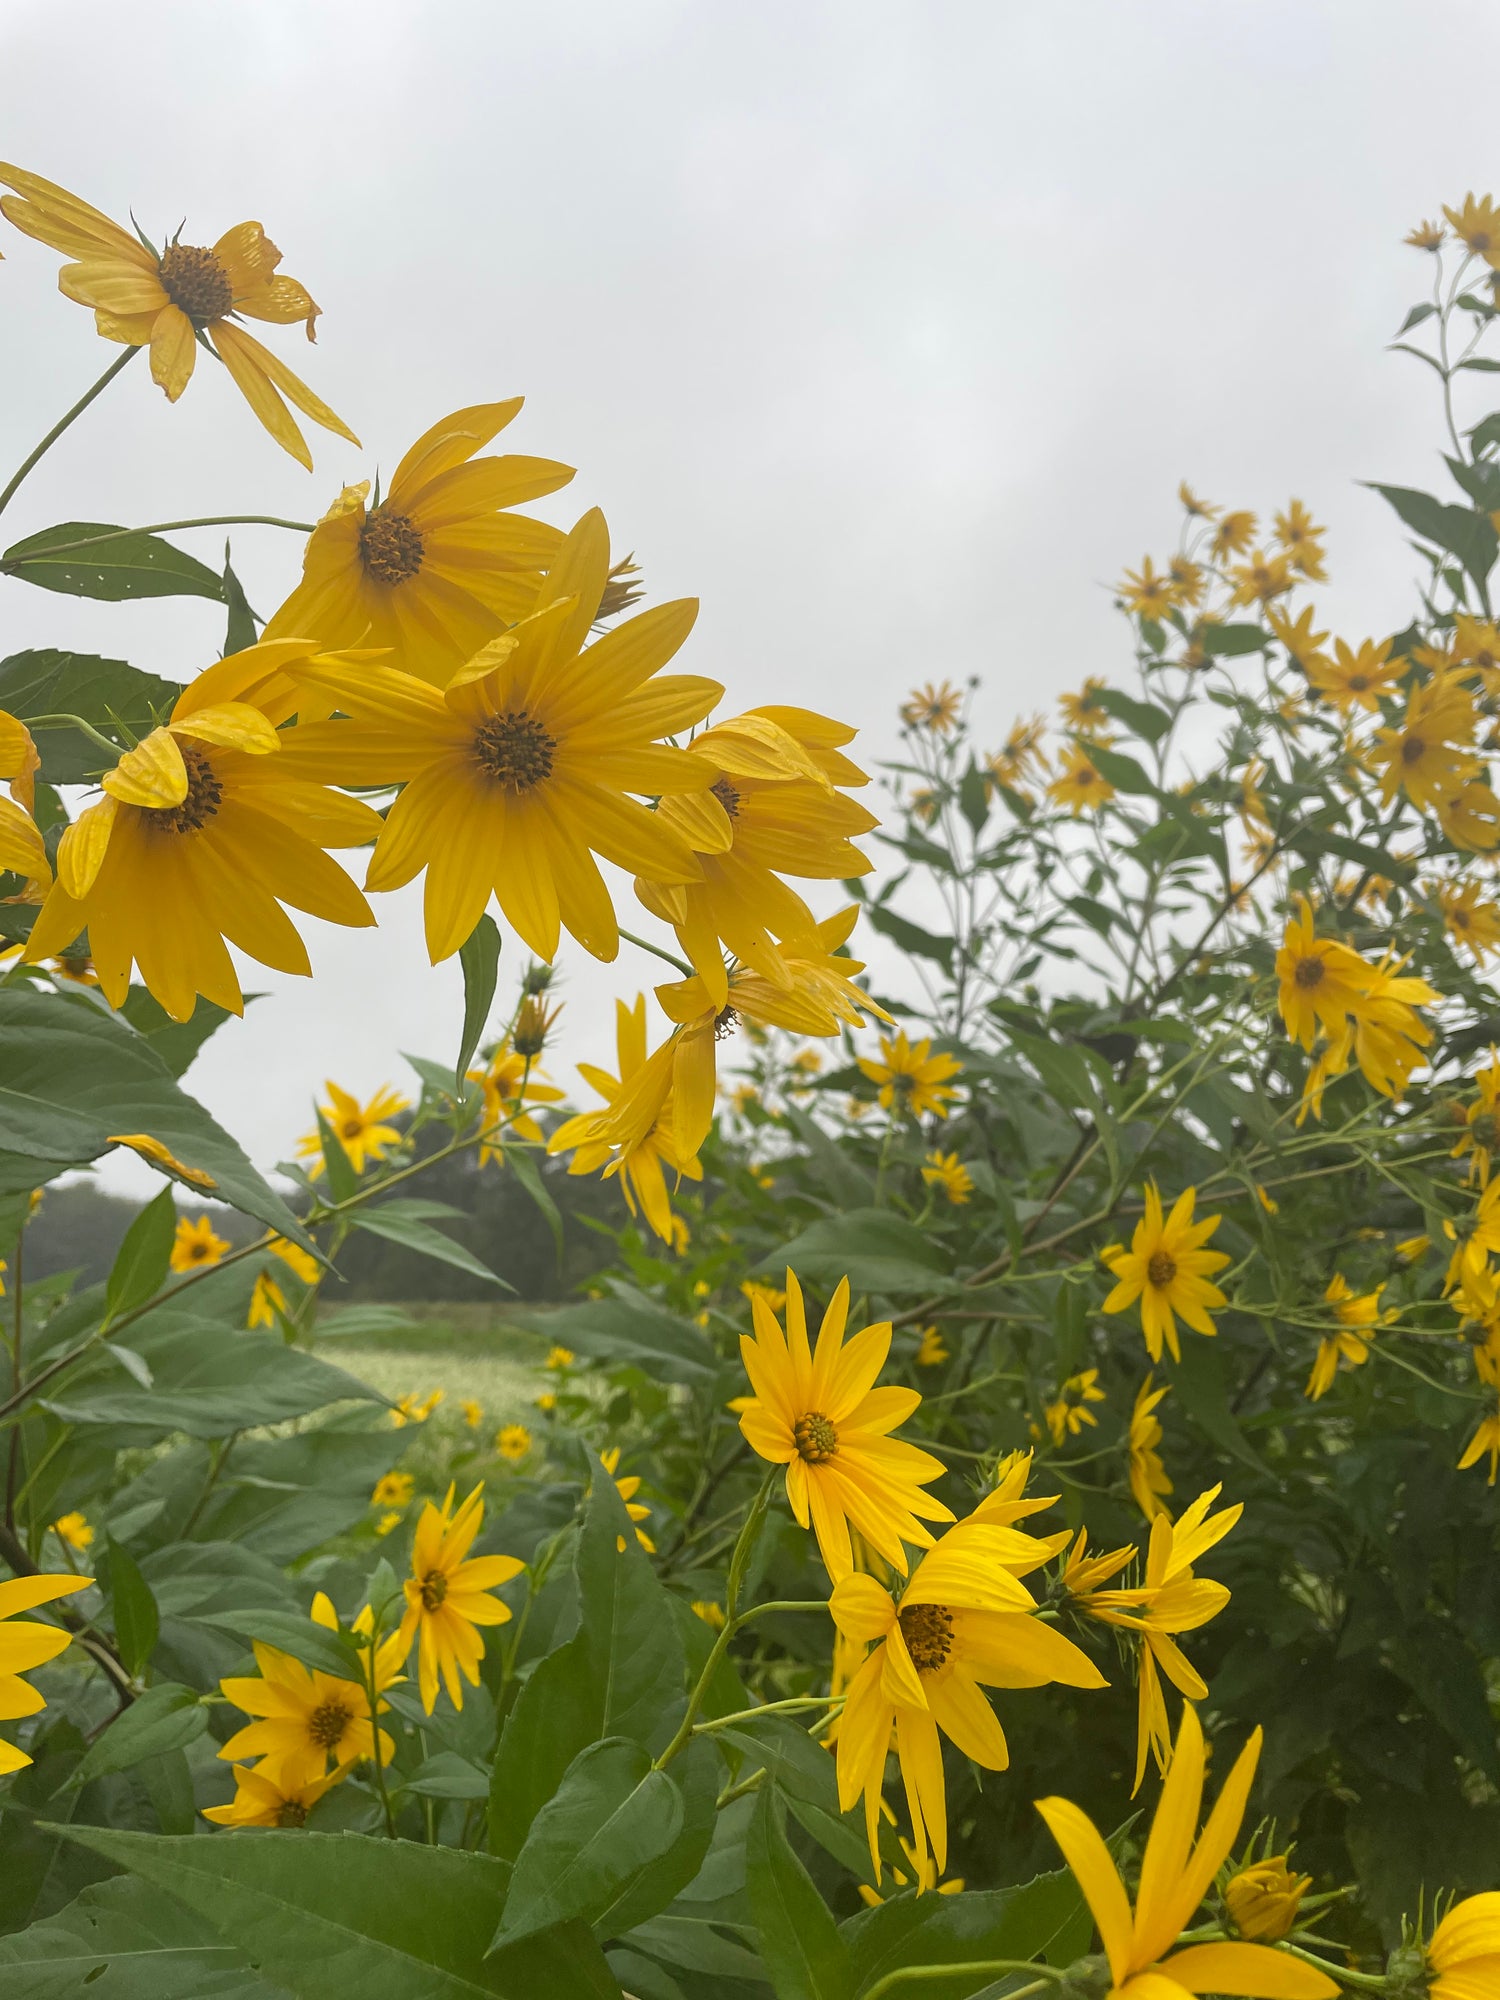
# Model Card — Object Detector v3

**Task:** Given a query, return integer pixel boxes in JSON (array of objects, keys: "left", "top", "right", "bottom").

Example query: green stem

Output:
[
  {"left": 0, "top": 348, "right": 139, "bottom": 522},
  {"left": 618, "top": 926, "right": 694, "bottom": 977},
  {"left": 1, "top": 515, "right": 314, "bottom": 564},
  {"left": 363, "top": 1615, "right": 398, "bottom": 1839},
  {"left": 654, "top": 1468, "right": 776, "bottom": 1770},
  {"left": 1281, "top": 1942, "right": 1382, "bottom": 1990},
  {"left": 693, "top": 1693, "right": 841, "bottom": 1735},
  {"left": 4, "top": 1228, "right": 22, "bottom": 1532},
  {"left": 20, "top": 713, "right": 129, "bottom": 758},
  {"left": 863, "top": 1963, "right": 1062, "bottom": 2000}
]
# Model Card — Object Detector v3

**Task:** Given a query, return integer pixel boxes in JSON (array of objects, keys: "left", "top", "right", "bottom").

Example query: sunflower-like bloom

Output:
[
  {"left": 1305, "top": 1272, "right": 1386, "bottom": 1400},
  {"left": 1438, "top": 880, "right": 1500, "bottom": 963},
  {"left": 1406, "top": 217, "right": 1446, "bottom": 252},
  {"left": 218, "top": 1642, "right": 393, "bottom": 1789},
  {"left": 263, "top": 403, "right": 573, "bottom": 696},
  {"left": 0, "top": 716, "right": 49, "bottom": 888},
  {"left": 1087, "top": 1486, "right": 1241, "bottom": 1793},
  {"left": 858, "top": 1029, "right": 962, "bottom": 1121},
  {"left": 1273, "top": 499, "right": 1327, "bottom": 579},
  {"left": 1304, "top": 637, "right": 1402, "bottom": 712},
  {"left": 1266, "top": 605, "right": 1330, "bottom": 670},
  {"left": 470, "top": 1041, "right": 564, "bottom": 1161},
  {"left": 1454, "top": 1050, "right": 1500, "bottom": 1185},
  {"left": 1210, "top": 510, "right": 1258, "bottom": 560},
  {"left": 634, "top": 709, "right": 876, "bottom": 1008},
  {"left": 1128, "top": 1375, "right": 1173, "bottom": 1522},
  {"left": 170, "top": 1214, "right": 230, "bottom": 1273},
  {"left": 1372, "top": 676, "right": 1481, "bottom": 814},
  {"left": 399, "top": 1482, "right": 524, "bottom": 1713},
  {"left": 1422, "top": 1892, "right": 1500, "bottom": 1997},
  {"left": 1445, "top": 194, "right": 1500, "bottom": 263},
  {"left": 547, "top": 996, "right": 702, "bottom": 1243},
  {"left": 23, "top": 641, "right": 381, "bottom": 1022},
  {"left": 495, "top": 1424, "right": 532, "bottom": 1465},
  {"left": 734, "top": 1271, "right": 953, "bottom": 1579},
  {"left": 1048, "top": 746, "right": 1116, "bottom": 814},
  {"left": 203, "top": 1758, "right": 352, "bottom": 1829},
  {"left": 1058, "top": 680, "right": 1114, "bottom": 739},
  {"left": 921, "top": 1151, "right": 974, "bottom": 1205},
  {"left": 832, "top": 1516, "right": 1105, "bottom": 1878},
  {"left": 0, "top": 1574, "right": 89, "bottom": 1774},
  {"left": 1274, "top": 898, "right": 1374, "bottom": 1052},
  {"left": 1459, "top": 1343, "right": 1500, "bottom": 1485},
  {"left": 1101, "top": 1184, "right": 1230, "bottom": 1365},
  {"left": 599, "top": 1446, "right": 654, "bottom": 1550},
  {"left": 51, "top": 1511, "right": 93, "bottom": 1554},
  {"left": 1224, "top": 1855, "right": 1312, "bottom": 1942},
  {"left": 900, "top": 682, "right": 963, "bottom": 731},
  {"left": 1118, "top": 558, "right": 1176, "bottom": 619},
  {"left": 297, "top": 1081, "right": 410, "bottom": 1177},
  {"left": 0, "top": 165, "right": 357, "bottom": 467},
  {"left": 1036, "top": 1705, "right": 1338, "bottom": 2000},
  {"left": 1044, "top": 1368, "right": 1106, "bottom": 1446},
  {"left": 284, "top": 509, "right": 718, "bottom": 964},
  {"left": 987, "top": 716, "right": 1047, "bottom": 791}
]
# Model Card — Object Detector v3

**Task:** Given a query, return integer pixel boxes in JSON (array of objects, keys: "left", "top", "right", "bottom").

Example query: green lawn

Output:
[{"left": 315, "top": 1300, "right": 558, "bottom": 1432}]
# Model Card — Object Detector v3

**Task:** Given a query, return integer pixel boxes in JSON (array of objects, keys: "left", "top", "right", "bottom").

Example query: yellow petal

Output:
[
  {"left": 1155, "top": 1943, "right": 1338, "bottom": 1998},
  {"left": 0, "top": 796, "right": 49, "bottom": 883},
  {"left": 172, "top": 703, "right": 281, "bottom": 755},
  {"left": 56, "top": 794, "right": 119, "bottom": 898},
  {"left": 102, "top": 728, "right": 186, "bottom": 808},
  {"left": 149, "top": 302, "right": 196, "bottom": 401},
  {"left": 1034, "top": 1795, "right": 1134, "bottom": 1985},
  {"left": 106, "top": 1134, "right": 219, "bottom": 1188}
]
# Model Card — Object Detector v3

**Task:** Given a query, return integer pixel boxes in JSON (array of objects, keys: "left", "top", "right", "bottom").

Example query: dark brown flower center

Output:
[
  {"left": 189, "top": 1242, "right": 211, "bottom": 1262},
  {"left": 714, "top": 1006, "right": 738, "bottom": 1042},
  {"left": 473, "top": 711, "right": 557, "bottom": 792},
  {"left": 793, "top": 1411, "right": 838, "bottom": 1462},
  {"left": 341, "top": 1118, "right": 364, "bottom": 1139},
  {"left": 359, "top": 507, "right": 425, "bottom": 586},
  {"left": 420, "top": 1569, "right": 448, "bottom": 1610},
  {"left": 1147, "top": 1251, "right": 1178, "bottom": 1288},
  {"left": 1348, "top": 674, "right": 1369, "bottom": 691},
  {"left": 712, "top": 776, "right": 741, "bottom": 818},
  {"left": 1473, "top": 1112, "right": 1500, "bottom": 1149},
  {"left": 159, "top": 242, "right": 234, "bottom": 323},
  {"left": 307, "top": 1699, "right": 351, "bottom": 1750},
  {"left": 1402, "top": 735, "right": 1427, "bottom": 765},
  {"left": 276, "top": 1799, "right": 310, "bottom": 1828},
  {"left": 141, "top": 743, "right": 223, "bottom": 836},
  {"left": 898, "top": 1600, "right": 954, "bottom": 1673},
  {"left": 1293, "top": 956, "right": 1325, "bottom": 990}
]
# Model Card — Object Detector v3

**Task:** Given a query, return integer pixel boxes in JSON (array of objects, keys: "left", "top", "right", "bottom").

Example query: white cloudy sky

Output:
[{"left": 3, "top": 0, "right": 1498, "bottom": 1191}]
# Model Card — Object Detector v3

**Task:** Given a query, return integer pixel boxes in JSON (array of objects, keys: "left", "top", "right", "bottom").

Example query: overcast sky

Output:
[{"left": 3, "top": 0, "right": 1498, "bottom": 1193}]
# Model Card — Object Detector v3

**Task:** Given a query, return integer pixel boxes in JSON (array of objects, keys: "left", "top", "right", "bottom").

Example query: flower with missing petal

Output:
[
  {"left": 1128, "top": 1375, "right": 1173, "bottom": 1522},
  {"left": 1305, "top": 1273, "right": 1385, "bottom": 1400},
  {"left": 203, "top": 1759, "right": 353, "bottom": 1829}
]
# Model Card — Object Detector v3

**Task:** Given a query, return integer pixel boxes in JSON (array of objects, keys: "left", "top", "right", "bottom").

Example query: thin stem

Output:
[
  {"left": 864, "top": 1963, "right": 1063, "bottom": 2000},
  {"left": 617, "top": 927, "right": 694, "bottom": 977},
  {"left": 0, "top": 515, "right": 314, "bottom": 565},
  {"left": 21, "top": 713, "right": 129, "bottom": 758},
  {"left": 363, "top": 1617, "right": 398, "bottom": 1839},
  {"left": 654, "top": 1468, "right": 776, "bottom": 1770},
  {"left": 4, "top": 1230, "right": 22, "bottom": 1532},
  {"left": 693, "top": 1693, "right": 841, "bottom": 1735},
  {"left": 0, "top": 347, "right": 138, "bottom": 522}
]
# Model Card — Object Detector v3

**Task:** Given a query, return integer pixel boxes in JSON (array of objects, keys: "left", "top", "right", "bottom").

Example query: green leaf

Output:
[
  {"left": 1200, "top": 622, "right": 1269, "bottom": 658},
  {"left": 843, "top": 1867, "right": 1091, "bottom": 1999},
  {"left": 313, "top": 1110, "right": 359, "bottom": 1203},
  {"left": 402, "top": 1752, "right": 492, "bottom": 1801},
  {"left": 351, "top": 1199, "right": 512, "bottom": 1289},
  {"left": 457, "top": 913, "right": 501, "bottom": 1087},
  {"left": 957, "top": 761, "right": 989, "bottom": 835},
  {"left": 1470, "top": 410, "right": 1500, "bottom": 456},
  {"left": 222, "top": 546, "right": 260, "bottom": 654},
  {"left": 0, "top": 649, "right": 179, "bottom": 785},
  {"left": 506, "top": 1290, "right": 717, "bottom": 1386},
  {"left": 1167, "top": 1335, "right": 1262, "bottom": 1473},
  {"left": 1397, "top": 301, "right": 1439, "bottom": 335},
  {"left": 1459, "top": 355, "right": 1500, "bottom": 372},
  {"left": 1081, "top": 741, "right": 1156, "bottom": 795},
  {"left": 746, "top": 1786, "right": 852, "bottom": 2000},
  {"left": 0, "top": 987, "right": 310, "bottom": 1243},
  {"left": 46, "top": 1826, "right": 622, "bottom": 1999},
  {"left": 120, "top": 987, "right": 245, "bottom": 1080},
  {"left": 105, "top": 1537, "right": 159, "bottom": 1678},
  {"left": 190, "top": 1607, "right": 366, "bottom": 1681},
  {"left": 754, "top": 1208, "right": 951, "bottom": 1298},
  {"left": 861, "top": 904, "right": 955, "bottom": 971},
  {"left": 1094, "top": 688, "right": 1173, "bottom": 742},
  {"left": 104, "top": 1185, "right": 177, "bottom": 1321},
  {"left": 0, "top": 522, "right": 226, "bottom": 603},
  {"left": 1367, "top": 482, "right": 1498, "bottom": 586},
  {"left": 68, "top": 1682, "right": 207, "bottom": 1787},
  {"left": 0, "top": 1873, "right": 287, "bottom": 1998}
]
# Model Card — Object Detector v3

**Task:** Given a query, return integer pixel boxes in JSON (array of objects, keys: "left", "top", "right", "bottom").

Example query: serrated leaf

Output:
[{"left": 1, "top": 522, "right": 226, "bottom": 603}]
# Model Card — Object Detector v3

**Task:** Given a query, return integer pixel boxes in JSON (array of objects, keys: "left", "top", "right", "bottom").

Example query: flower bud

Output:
[{"left": 1225, "top": 1856, "right": 1310, "bottom": 1942}]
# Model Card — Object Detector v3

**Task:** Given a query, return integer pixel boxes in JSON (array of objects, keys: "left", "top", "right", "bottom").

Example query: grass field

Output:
[{"left": 316, "top": 1300, "right": 559, "bottom": 1431}]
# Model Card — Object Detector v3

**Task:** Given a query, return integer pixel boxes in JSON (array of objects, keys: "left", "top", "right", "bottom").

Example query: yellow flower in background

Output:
[
  {"left": 1345, "top": 953, "right": 1440, "bottom": 1100},
  {"left": 247, "top": 1272, "right": 287, "bottom": 1329},
  {"left": 1373, "top": 675, "right": 1480, "bottom": 814},
  {"left": 203, "top": 1759, "right": 352, "bottom": 1829},
  {"left": 270, "top": 1236, "right": 322, "bottom": 1287},
  {"left": 735, "top": 1271, "right": 953, "bottom": 1579},
  {"left": 1266, "top": 603, "right": 1330, "bottom": 670},
  {"left": 1048, "top": 746, "right": 1116, "bottom": 815},
  {"left": 371, "top": 1472, "right": 414, "bottom": 1510},
  {"left": 1459, "top": 1344, "right": 1500, "bottom": 1485},
  {"left": 470, "top": 1041, "right": 565, "bottom": 1161},
  {"left": 1454, "top": 1049, "right": 1500, "bottom": 1184},
  {"left": 375, "top": 1510, "right": 402, "bottom": 1536},
  {"left": 921, "top": 1151, "right": 973, "bottom": 1204},
  {"left": 1210, "top": 509, "right": 1257, "bottom": 559},
  {"left": 1101, "top": 1184, "right": 1230, "bottom": 1364},
  {"left": 50, "top": 1512, "right": 93, "bottom": 1554},
  {"left": 1058, "top": 679, "right": 1114, "bottom": 740},
  {"left": 1225, "top": 1855, "right": 1312, "bottom": 1942},
  {"left": 170, "top": 1214, "right": 231, "bottom": 1273},
  {"left": 914, "top": 1325, "right": 950, "bottom": 1367},
  {"left": 1305, "top": 1273, "right": 1385, "bottom": 1400},
  {"left": 1304, "top": 637, "right": 1402, "bottom": 712},
  {"left": 297, "top": 1081, "right": 410, "bottom": 1177},
  {"left": 0, "top": 164, "right": 357, "bottom": 466},
  {"left": 1437, "top": 880, "right": 1500, "bottom": 962},
  {"left": 286, "top": 510, "right": 718, "bottom": 966},
  {"left": 987, "top": 715, "right": 1047, "bottom": 791},
  {"left": 495, "top": 1424, "right": 531, "bottom": 1463},
  {"left": 1128, "top": 1375, "right": 1173, "bottom": 1522},
  {"left": 535, "top": 1391, "right": 557, "bottom": 1414},
  {"left": 1036, "top": 1705, "right": 1338, "bottom": 2000},
  {"left": 459, "top": 1398, "right": 483, "bottom": 1429},
  {"left": 900, "top": 682, "right": 963, "bottom": 731},
  {"left": 1179, "top": 482, "right": 1218, "bottom": 519},
  {"left": 545, "top": 1345, "right": 575, "bottom": 1371},
  {"left": 1273, "top": 499, "right": 1327, "bottom": 578},
  {"left": 23, "top": 646, "right": 382, "bottom": 1022},
  {"left": 858, "top": 1030, "right": 962, "bottom": 1120},
  {"left": 599, "top": 1446, "right": 654, "bottom": 1550},
  {"left": 1228, "top": 548, "right": 1293, "bottom": 609},
  {"left": 399, "top": 1483, "right": 524, "bottom": 1712},
  {"left": 1044, "top": 1368, "right": 1106, "bottom": 1446},
  {"left": 1118, "top": 557, "right": 1175, "bottom": 618},
  {"left": 390, "top": 1388, "right": 444, "bottom": 1429},
  {"left": 691, "top": 1601, "right": 725, "bottom": 1629},
  {"left": 1274, "top": 899, "right": 1373, "bottom": 1052},
  {"left": 1445, "top": 193, "right": 1500, "bottom": 264},
  {"left": 263, "top": 402, "right": 573, "bottom": 687},
  {"left": 1405, "top": 217, "right": 1446, "bottom": 252},
  {"left": 218, "top": 1644, "right": 391, "bottom": 1788},
  {"left": 741, "top": 1279, "right": 788, "bottom": 1313},
  {"left": 1167, "top": 556, "right": 1205, "bottom": 607},
  {"left": 832, "top": 1518, "right": 1105, "bottom": 1879}
]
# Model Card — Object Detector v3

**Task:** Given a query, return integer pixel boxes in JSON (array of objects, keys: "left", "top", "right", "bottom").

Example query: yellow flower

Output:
[
  {"left": 375, "top": 1510, "right": 403, "bottom": 1537},
  {"left": 203, "top": 1759, "right": 352, "bottom": 1829},
  {"left": 1101, "top": 1185, "right": 1230, "bottom": 1364},
  {"left": 1058, "top": 679, "right": 1114, "bottom": 739},
  {"left": 741, "top": 1280, "right": 788, "bottom": 1313},
  {"left": 23, "top": 646, "right": 381, "bottom": 1022},
  {"left": 169, "top": 1213, "right": 231, "bottom": 1274},
  {"left": 987, "top": 716, "right": 1047, "bottom": 790},
  {"left": 735, "top": 1271, "right": 953, "bottom": 1579},
  {"left": 106, "top": 1134, "right": 217, "bottom": 1191},
  {"left": 1086, "top": 1486, "right": 1241, "bottom": 1793},
  {"left": 0, "top": 1574, "right": 89, "bottom": 1772},
  {"left": 1228, "top": 549, "right": 1293, "bottom": 608},
  {"left": 1459, "top": 1344, "right": 1500, "bottom": 1485},
  {"left": 1048, "top": 746, "right": 1116, "bottom": 815},
  {"left": 1454, "top": 1050, "right": 1500, "bottom": 1184},
  {"left": 399, "top": 1483, "right": 524, "bottom": 1712},
  {"left": 263, "top": 403, "right": 572, "bottom": 689},
  {"left": 371, "top": 1472, "right": 414, "bottom": 1510},
  {"left": 599, "top": 1446, "right": 655, "bottom": 1551},
  {"left": 1438, "top": 778, "right": 1500, "bottom": 852},
  {"left": 1438, "top": 880, "right": 1500, "bottom": 962},
  {"left": 1210, "top": 509, "right": 1258, "bottom": 560},
  {"left": 1118, "top": 557, "right": 1176, "bottom": 618},
  {"left": 1373, "top": 675, "right": 1481, "bottom": 814},
  {"left": 495, "top": 1424, "right": 531, "bottom": 1463},
  {"left": 1179, "top": 482, "right": 1219, "bottom": 519},
  {"left": 535, "top": 1391, "right": 558, "bottom": 1414},
  {"left": 1274, "top": 898, "right": 1373, "bottom": 1052},
  {"left": 921, "top": 1151, "right": 973, "bottom": 1205},
  {"left": 1266, "top": 604, "right": 1330, "bottom": 670},
  {"left": 914, "top": 1325, "right": 949, "bottom": 1368},
  {"left": 50, "top": 1511, "right": 93, "bottom": 1554},
  {"left": 269, "top": 1236, "right": 322, "bottom": 1287},
  {"left": 900, "top": 682, "right": 963, "bottom": 731},
  {"left": 1167, "top": 556, "right": 1205, "bottom": 607},
  {"left": 833, "top": 1516, "right": 1105, "bottom": 1878},
  {"left": 633, "top": 709, "right": 876, "bottom": 1008},
  {"left": 1273, "top": 500, "right": 1327, "bottom": 578},
  {"left": 858, "top": 1030, "right": 962, "bottom": 1121},
  {"left": 1344, "top": 953, "right": 1440, "bottom": 1100},
  {"left": 459, "top": 1398, "right": 483, "bottom": 1429},
  {"left": 1445, "top": 194, "right": 1500, "bottom": 264},
  {"left": 470, "top": 1041, "right": 564, "bottom": 1161},
  {"left": 729, "top": 1083, "right": 759, "bottom": 1115},
  {"left": 545, "top": 1345, "right": 575, "bottom": 1371},
  {"left": 297, "top": 1081, "right": 409, "bottom": 1178},
  {"left": 247, "top": 1271, "right": 287, "bottom": 1330},
  {"left": 218, "top": 1643, "right": 392, "bottom": 1789},
  {"left": 1128, "top": 1376, "right": 1173, "bottom": 1523},
  {"left": 690, "top": 1601, "right": 725, "bottom": 1630},
  {"left": 1036, "top": 1705, "right": 1338, "bottom": 2000},
  {"left": 1044, "top": 1368, "right": 1106, "bottom": 1446},
  {"left": 1225, "top": 1856, "right": 1312, "bottom": 1942},
  {"left": 856, "top": 1833, "right": 966, "bottom": 1905},
  {"left": 1424, "top": 1892, "right": 1500, "bottom": 1997},
  {"left": 1305, "top": 1274, "right": 1384, "bottom": 1400},
  {"left": 1304, "top": 636, "right": 1402, "bottom": 712},
  {"left": 0, "top": 164, "right": 357, "bottom": 466},
  {"left": 547, "top": 996, "right": 703, "bottom": 1244},
  {"left": 287, "top": 511, "right": 719, "bottom": 965},
  {"left": 1406, "top": 217, "right": 1446, "bottom": 251},
  {"left": 390, "top": 1388, "right": 444, "bottom": 1429}
]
